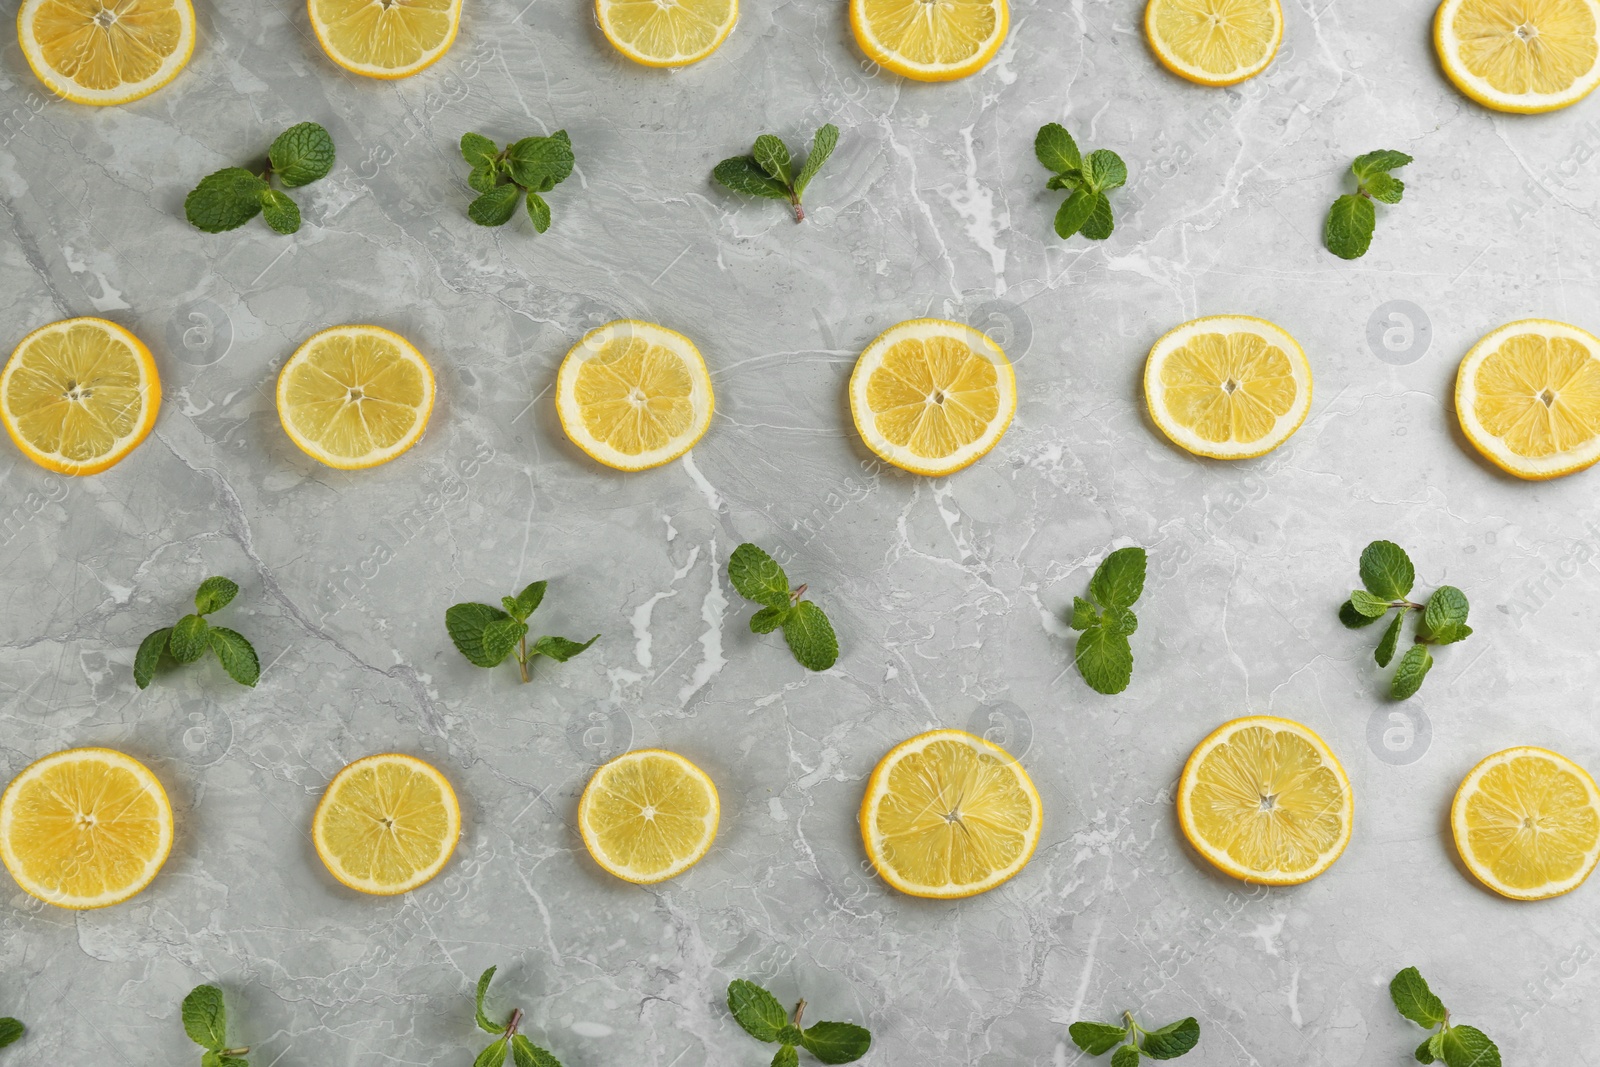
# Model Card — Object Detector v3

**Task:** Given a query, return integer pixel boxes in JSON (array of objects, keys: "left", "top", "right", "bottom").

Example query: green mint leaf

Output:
[
  {"left": 782, "top": 600, "right": 838, "bottom": 671},
  {"left": 772, "top": 1047, "right": 800, "bottom": 1067},
  {"left": 469, "top": 185, "right": 520, "bottom": 227},
  {"left": 512, "top": 581, "right": 547, "bottom": 619},
  {"left": 1375, "top": 610, "right": 1404, "bottom": 668},
  {"left": 1034, "top": 122, "right": 1081, "bottom": 175},
  {"left": 208, "top": 627, "right": 260, "bottom": 687},
  {"left": 1045, "top": 172, "right": 1079, "bottom": 190},
  {"left": 461, "top": 132, "right": 499, "bottom": 168},
  {"left": 1364, "top": 171, "right": 1405, "bottom": 204},
  {"left": 727, "top": 980, "right": 787, "bottom": 1043},
  {"left": 1069, "top": 597, "right": 1099, "bottom": 630},
  {"left": 1087, "top": 149, "right": 1127, "bottom": 190},
  {"left": 474, "top": 967, "right": 500, "bottom": 1034},
  {"left": 202, "top": 1052, "right": 224, "bottom": 1067},
  {"left": 182, "top": 985, "right": 228, "bottom": 1050},
  {"left": 1103, "top": 605, "right": 1138, "bottom": 637},
  {"left": 1428, "top": 1032, "right": 1448, "bottom": 1061},
  {"left": 468, "top": 164, "right": 500, "bottom": 194},
  {"left": 1390, "top": 969, "right": 1447, "bottom": 1028},
  {"left": 1339, "top": 599, "right": 1382, "bottom": 628},
  {"left": 269, "top": 121, "right": 334, "bottom": 187},
  {"left": 1080, "top": 193, "right": 1115, "bottom": 240},
  {"left": 1068, "top": 1021, "right": 1128, "bottom": 1054},
  {"left": 752, "top": 134, "right": 794, "bottom": 184},
  {"left": 1111, "top": 1045, "right": 1142, "bottom": 1067},
  {"left": 1416, "top": 1035, "right": 1438, "bottom": 1063},
  {"left": 194, "top": 576, "right": 239, "bottom": 615},
  {"left": 728, "top": 543, "right": 791, "bottom": 609},
  {"left": 1421, "top": 586, "right": 1470, "bottom": 643},
  {"left": 1075, "top": 625, "right": 1133, "bottom": 694},
  {"left": 134, "top": 627, "right": 172, "bottom": 689},
  {"left": 526, "top": 192, "right": 552, "bottom": 233},
  {"left": 750, "top": 605, "right": 791, "bottom": 634},
  {"left": 799, "top": 1021, "right": 871, "bottom": 1064},
  {"left": 1140, "top": 1017, "right": 1199, "bottom": 1059},
  {"left": 482, "top": 617, "right": 530, "bottom": 666},
  {"left": 713, "top": 156, "right": 791, "bottom": 200},
  {"left": 219, "top": 1058, "right": 249, "bottom": 1067},
  {"left": 1324, "top": 193, "right": 1376, "bottom": 259},
  {"left": 1089, "top": 546, "right": 1147, "bottom": 609},
  {"left": 530, "top": 634, "right": 598, "bottom": 662},
  {"left": 185, "top": 168, "right": 269, "bottom": 233},
  {"left": 1391, "top": 643, "right": 1433, "bottom": 700},
  {"left": 506, "top": 134, "right": 574, "bottom": 192},
  {"left": 1348, "top": 590, "right": 1393, "bottom": 618},
  {"left": 169, "top": 614, "right": 212, "bottom": 664},
  {"left": 474, "top": 1038, "right": 508, "bottom": 1067},
  {"left": 511, "top": 1035, "right": 562, "bottom": 1067},
  {"left": 1054, "top": 186, "right": 1098, "bottom": 239},
  {"left": 1352, "top": 149, "right": 1413, "bottom": 183},
  {"left": 446, "top": 602, "right": 515, "bottom": 667},
  {"left": 793, "top": 123, "right": 838, "bottom": 197},
  {"left": 0, "top": 1018, "right": 23, "bottom": 1048},
  {"left": 259, "top": 189, "right": 302, "bottom": 235},
  {"left": 1439, "top": 1025, "right": 1500, "bottom": 1067},
  {"left": 775, "top": 1025, "right": 805, "bottom": 1046}
]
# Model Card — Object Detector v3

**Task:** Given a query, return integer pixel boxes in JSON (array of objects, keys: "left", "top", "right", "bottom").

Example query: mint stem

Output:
[
  {"left": 505, "top": 1007, "right": 523, "bottom": 1038},
  {"left": 792, "top": 999, "right": 807, "bottom": 1028},
  {"left": 790, "top": 192, "right": 805, "bottom": 223},
  {"left": 516, "top": 636, "right": 530, "bottom": 684}
]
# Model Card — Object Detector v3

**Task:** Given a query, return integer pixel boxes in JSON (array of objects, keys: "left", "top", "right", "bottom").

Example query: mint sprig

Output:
[
  {"left": 182, "top": 984, "right": 250, "bottom": 1067},
  {"left": 471, "top": 966, "right": 565, "bottom": 1067},
  {"left": 445, "top": 581, "right": 597, "bottom": 683},
  {"left": 1391, "top": 968, "right": 1500, "bottom": 1067},
  {"left": 136, "top": 576, "right": 260, "bottom": 689},
  {"left": 727, "top": 544, "right": 838, "bottom": 671},
  {"left": 1068, "top": 546, "right": 1147, "bottom": 694},
  {"left": 727, "top": 979, "right": 870, "bottom": 1065},
  {"left": 185, "top": 122, "right": 335, "bottom": 235},
  {"left": 461, "top": 131, "right": 574, "bottom": 232},
  {"left": 1339, "top": 541, "right": 1471, "bottom": 699},
  {"left": 1070, "top": 1012, "right": 1199, "bottom": 1064},
  {"left": 1324, "top": 149, "right": 1411, "bottom": 259},
  {"left": 0, "top": 1016, "right": 22, "bottom": 1050},
  {"left": 714, "top": 124, "right": 839, "bottom": 222},
  {"left": 1035, "top": 123, "right": 1127, "bottom": 241}
]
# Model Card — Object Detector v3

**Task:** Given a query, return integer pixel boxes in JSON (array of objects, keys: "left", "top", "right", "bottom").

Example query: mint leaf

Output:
[
  {"left": 750, "top": 605, "right": 790, "bottom": 634},
  {"left": 1349, "top": 589, "right": 1393, "bottom": 618},
  {"left": 1439, "top": 1025, "right": 1499, "bottom": 1067},
  {"left": 469, "top": 164, "right": 499, "bottom": 194},
  {"left": 728, "top": 543, "right": 791, "bottom": 609},
  {"left": 1035, "top": 122, "right": 1081, "bottom": 175},
  {"left": 1046, "top": 173, "right": 1078, "bottom": 191},
  {"left": 446, "top": 602, "right": 514, "bottom": 667},
  {"left": 799, "top": 1021, "right": 871, "bottom": 1064},
  {"left": 461, "top": 132, "right": 499, "bottom": 168},
  {"left": 1087, "top": 149, "right": 1127, "bottom": 190},
  {"left": 170, "top": 614, "right": 211, "bottom": 664},
  {"left": 482, "top": 617, "right": 530, "bottom": 665},
  {"left": 1089, "top": 546, "right": 1147, "bottom": 610},
  {"left": 525, "top": 192, "right": 552, "bottom": 233},
  {"left": 1075, "top": 625, "right": 1133, "bottom": 694},
  {"left": 782, "top": 601, "right": 838, "bottom": 671},
  {"left": 772, "top": 1047, "right": 800, "bottom": 1067},
  {"left": 0, "top": 1018, "right": 20, "bottom": 1048},
  {"left": 1339, "top": 599, "right": 1382, "bottom": 628},
  {"left": 1391, "top": 643, "right": 1433, "bottom": 700},
  {"left": 474, "top": 966, "right": 500, "bottom": 1033},
  {"left": 182, "top": 985, "right": 228, "bottom": 1050},
  {"left": 194, "top": 576, "right": 239, "bottom": 615},
  {"left": 752, "top": 134, "right": 793, "bottom": 184},
  {"left": 1416, "top": 1036, "right": 1438, "bottom": 1063},
  {"left": 1364, "top": 171, "right": 1405, "bottom": 204},
  {"left": 135, "top": 627, "right": 171, "bottom": 689},
  {"left": 1080, "top": 193, "right": 1115, "bottom": 240},
  {"left": 1421, "top": 586, "right": 1470, "bottom": 644},
  {"left": 269, "top": 121, "right": 334, "bottom": 187},
  {"left": 511, "top": 1035, "right": 562, "bottom": 1067},
  {"left": 202, "top": 1052, "right": 224, "bottom": 1067},
  {"left": 1140, "top": 1017, "right": 1199, "bottom": 1059},
  {"left": 208, "top": 627, "right": 260, "bottom": 687},
  {"left": 1375, "top": 610, "right": 1404, "bottom": 667},
  {"left": 1054, "top": 186, "right": 1098, "bottom": 239},
  {"left": 506, "top": 134, "right": 574, "bottom": 192},
  {"left": 794, "top": 123, "right": 838, "bottom": 196},
  {"left": 1111, "top": 1045, "right": 1141, "bottom": 1067},
  {"left": 714, "top": 156, "right": 791, "bottom": 200},
  {"left": 511, "top": 581, "right": 547, "bottom": 619},
  {"left": 1325, "top": 193, "right": 1375, "bottom": 259},
  {"left": 259, "top": 188, "right": 301, "bottom": 235},
  {"left": 1352, "top": 149, "right": 1412, "bottom": 185},
  {"left": 1103, "top": 605, "right": 1138, "bottom": 637},
  {"left": 775, "top": 1025, "right": 804, "bottom": 1046},
  {"left": 1069, "top": 597, "right": 1099, "bottom": 630},
  {"left": 469, "top": 184, "right": 520, "bottom": 227},
  {"left": 727, "top": 980, "right": 787, "bottom": 1043},
  {"left": 1390, "top": 968, "right": 1447, "bottom": 1028},
  {"left": 474, "top": 1038, "right": 508, "bottom": 1067},
  {"left": 1068, "top": 1021, "right": 1127, "bottom": 1054},
  {"left": 530, "top": 634, "right": 597, "bottom": 662},
  {"left": 185, "top": 168, "right": 269, "bottom": 233}
]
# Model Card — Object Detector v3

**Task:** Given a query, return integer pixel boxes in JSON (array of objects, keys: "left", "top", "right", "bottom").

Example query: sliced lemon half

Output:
[
  {"left": 19, "top": 0, "right": 195, "bottom": 105},
  {"left": 1435, "top": 0, "right": 1600, "bottom": 113},
  {"left": 578, "top": 749, "right": 720, "bottom": 884},
  {"left": 312, "top": 753, "right": 461, "bottom": 896},
  {"left": 1144, "top": 314, "right": 1311, "bottom": 460},
  {"left": 1177, "top": 716, "right": 1352, "bottom": 885},
  {"left": 1455, "top": 318, "right": 1600, "bottom": 480},
  {"left": 1, "top": 317, "right": 161, "bottom": 476},
  {"left": 555, "top": 319, "right": 714, "bottom": 472},
  {"left": 860, "top": 728, "right": 1042, "bottom": 899},
  {"left": 849, "top": 0, "right": 1010, "bottom": 81},
  {"left": 308, "top": 0, "right": 461, "bottom": 79},
  {"left": 595, "top": 0, "right": 737, "bottom": 67},
  {"left": 276, "top": 325, "right": 435, "bottom": 470},
  {"left": 1144, "top": 0, "right": 1283, "bottom": 86},
  {"left": 0, "top": 747, "right": 173, "bottom": 909},
  {"left": 1452, "top": 746, "right": 1600, "bottom": 900}
]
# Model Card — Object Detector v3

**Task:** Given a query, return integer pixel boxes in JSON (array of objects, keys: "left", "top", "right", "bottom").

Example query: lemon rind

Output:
[
  {"left": 577, "top": 748, "right": 720, "bottom": 885},
  {"left": 1143, "top": 0, "right": 1284, "bottom": 87},
  {"left": 312, "top": 753, "right": 462, "bottom": 897},
  {"left": 848, "top": 0, "right": 1010, "bottom": 82},
  {"left": 1434, "top": 0, "right": 1600, "bottom": 114},
  {"left": 594, "top": 0, "right": 738, "bottom": 68},
  {"left": 1450, "top": 745, "right": 1600, "bottom": 901},
  {"left": 18, "top": 0, "right": 196, "bottom": 105},
  {"left": 307, "top": 0, "right": 462, "bottom": 79}
]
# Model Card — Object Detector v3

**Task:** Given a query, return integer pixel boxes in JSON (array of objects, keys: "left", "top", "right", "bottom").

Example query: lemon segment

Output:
[
  {"left": 1144, "top": 0, "right": 1283, "bottom": 85},
  {"left": 1451, "top": 746, "right": 1600, "bottom": 900},
  {"left": 1435, "top": 0, "right": 1600, "bottom": 113},
  {"left": 1, "top": 317, "right": 161, "bottom": 476},
  {"left": 849, "top": 0, "right": 1010, "bottom": 81},
  {"left": 577, "top": 749, "right": 720, "bottom": 884},
  {"left": 1143, "top": 314, "right": 1311, "bottom": 460},
  {"left": 276, "top": 325, "right": 436, "bottom": 470},
  {"left": 1454, "top": 319, "right": 1600, "bottom": 480},
  {"left": 1177, "top": 716, "right": 1352, "bottom": 885},
  {"left": 308, "top": 0, "right": 461, "bottom": 78},
  {"left": 859, "top": 729, "right": 1042, "bottom": 899},
  {"left": 848, "top": 318, "right": 1016, "bottom": 477},
  {"left": 555, "top": 320, "right": 715, "bottom": 472},
  {"left": 18, "top": 0, "right": 195, "bottom": 105},
  {"left": 595, "top": 0, "right": 737, "bottom": 66},
  {"left": 0, "top": 748, "right": 174, "bottom": 909},
  {"left": 312, "top": 753, "right": 461, "bottom": 896}
]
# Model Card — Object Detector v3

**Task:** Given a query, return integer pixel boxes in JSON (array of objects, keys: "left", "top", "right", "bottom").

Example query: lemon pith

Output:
[
  {"left": 595, "top": 0, "right": 738, "bottom": 66},
  {"left": 312, "top": 754, "right": 461, "bottom": 896},
  {"left": 1145, "top": 0, "right": 1283, "bottom": 86},
  {"left": 1451, "top": 746, "right": 1600, "bottom": 900},
  {"left": 1435, "top": 0, "right": 1600, "bottom": 113},
  {"left": 308, "top": 0, "right": 461, "bottom": 78},
  {"left": 849, "top": 0, "right": 1010, "bottom": 81},
  {"left": 1455, "top": 319, "right": 1600, "bottom": 479},
  {"left": 19, "top": 0, "right": 195, "bottom": 105},
  {"left": 276, "top": 325, "right": 435, "bottom": 470},
  {"left": 578, "top": 749, "right": 720, "bottom": 884}
]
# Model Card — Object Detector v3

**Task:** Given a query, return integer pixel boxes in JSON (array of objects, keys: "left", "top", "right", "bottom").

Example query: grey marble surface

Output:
[{"left": 3, "top": 0, "right": 1600, "bottom": 1063}]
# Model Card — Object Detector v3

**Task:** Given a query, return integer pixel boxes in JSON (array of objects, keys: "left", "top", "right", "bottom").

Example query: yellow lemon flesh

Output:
[
  {"left": 848, "top": 318, "right": 1016, "bottom": 477},
  {"left": 1452, "top": 746, "right": 1600, "bottom": 900},
  {"left": 18, "top": 0, "right": 195, "bottom": 105},
  {"left": 276, "top": 325, "right": 436, "bottom": 470},
  {"left": 849, "top": 0, "right": 1010, "bottom": 82},
  {"left": 1455, "top": 319, "right": 1600, "bottom": 479},
  {"left": 312, "top": 753, "right": 461, "bottom": 895},
  {"left": 1145, "top": 0, "right": 1283, "bottom": 86},
  {"left": 578, "top": 749, "right": 720, "bottom": 884},
  {"left": 1435, "top": 0, "right": 1600, "bottom": 113},
  {"left": 1177, "top": 716, "right": 1352, "bottom": 885},
  {"left": 0, "top": 748, "right": 173, "bottom": 909},
  {"left": 555, "top": 320, "right": 714, "bottom": 472},
  {"left": 859, "top": 729, "right": 1042, "bottom": 899},
  {"left": 595, "top": 0, "right": 738, "bottom": 67},
  {"left": 308, "top": 0, "right": 461, "bottom": 78},
  {"left": 1, "top": 317, "right": 161, "bottom": 475},
  {"left": 1144, "top": 314, "right": 1311, "bottom": 460}
]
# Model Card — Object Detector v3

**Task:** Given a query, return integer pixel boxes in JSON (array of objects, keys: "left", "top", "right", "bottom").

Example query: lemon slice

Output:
[
  {"left": 308, "top": 0, "right": 461, "bottom": 79},
  {"left": 1435, "top": 0, "right": 1600, "bottom": 113},
  {"left": 849, "top": 0, "right": 1009, "bottom": 81},
  {"left": 1454, "top": 319, "right": 1600, "bottom": 480},
  {"left": 595, "top": 0, "right": 737, "bottom": 67},
  {"left": 1177, "top": 716, "right": 1352, "bottom": 885},
  {"left": 578, "top": 749, "right": 720, "bottom": 884},
  {"left": 0, "top": 748, "right": 173, "bottom": 909},
  {"left": 848, "top": 318, "right": 1016, "bottom": 477},
  {"left": 1144, "top": 0, "right": 1283, "bottom": 86},
  {"left": 1144, "top": 314, "right": 1311, "bottom": 460},
  {"left": 19, "top": 0, "right": 195, "bottom": 105},
  {"left": 276, "top": 325, "right": 436, "bottom": 470},
  {"left": 1, "top": 317, "right": 161, "bottom": 476},
  {"left": 1451, "top": 746, "right": 1600, "bottom": 900},
  {"left": 555, "top": 320, "right": 714, "bottom": 472},
  {"left": 859, "top": 729, "right": 1042, "bottom": 899},
  {"left": 312, "top": 753, "right": 461, "bottom": 896}
]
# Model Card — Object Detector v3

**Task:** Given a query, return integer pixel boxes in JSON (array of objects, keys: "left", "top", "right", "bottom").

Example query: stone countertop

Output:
[{"left": 2, "top": 0, "right": 1599, "bottom": 1063}]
